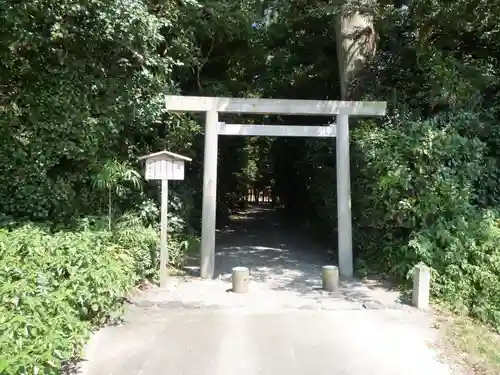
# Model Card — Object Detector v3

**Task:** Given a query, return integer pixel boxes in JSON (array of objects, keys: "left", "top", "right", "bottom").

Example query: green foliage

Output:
[
  {"left": 113, "top": 216, "right": 160, "bottom": 279},
  {"left": 0, "top": 0, "right": 198, "bottom": 222},
  {"left": 114, "top": 211, "right": 199, "bottom": 273},
  {"left": 0, "top": 214, "right": 198, "bottom": 374},
  {"left": 353, "top": 114, "right": 500, "bottom": 330},
  {"left": 0, "top": 5, "right": 202, "bottom": 369},
  {"left": 3, "top": 0, "right": 500, "bottom": 360},
  {"left": 352, "top": 1, "right": 500, "bottom": 330},
  {"left": 253, "top": 0, "right": 500, "bottom": 331},
  {"left": 92, "top": 161, "right": 142, "bottom": 196},
  {"left": 91, "top": 160, "right": 142, "bottom": 230},
  {"left": 0, "top": 226, "right": 134, "bottom": 374}
]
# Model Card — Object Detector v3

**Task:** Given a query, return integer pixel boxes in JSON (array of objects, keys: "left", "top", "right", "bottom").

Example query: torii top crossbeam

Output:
[{"left": 165, "top": 95, "right": 387, "bottom": 116}]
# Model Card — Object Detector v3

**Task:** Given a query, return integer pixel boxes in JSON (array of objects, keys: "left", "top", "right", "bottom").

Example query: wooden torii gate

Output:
[{"left": 165, "top": 95, "right": 387, "bottom": 279}]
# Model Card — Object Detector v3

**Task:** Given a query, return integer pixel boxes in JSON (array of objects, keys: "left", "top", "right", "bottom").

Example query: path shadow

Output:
[
  {"left": 215, "top": 206, "right": 325, "bottom": 291},
  {"left": 210, "top": 205, "right": 403, "bottom": 306}
]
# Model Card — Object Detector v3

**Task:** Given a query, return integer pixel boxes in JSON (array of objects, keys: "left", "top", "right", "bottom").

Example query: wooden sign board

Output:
[
  {"left": 138, "top": 149, "right": 192, "bottom": 288},
  {"left": 145, "top": 157, "right": 185, "bottom": 180}
]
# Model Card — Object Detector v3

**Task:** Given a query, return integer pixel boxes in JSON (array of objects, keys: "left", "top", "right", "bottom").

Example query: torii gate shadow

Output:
[
  {"left": 210, "top": 204, "right": 404, "bottom": 306},
  {"left": 214, "top": 205, "right": 325, "bottom": 288}
]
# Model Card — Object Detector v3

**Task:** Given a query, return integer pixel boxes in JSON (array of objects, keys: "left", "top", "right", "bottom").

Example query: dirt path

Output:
[
  {"left": 79, "top": 205, "right": 466, "bottom": 375},
  {"left": 147, "top": 205, "right": 404, "bottom": 310}
]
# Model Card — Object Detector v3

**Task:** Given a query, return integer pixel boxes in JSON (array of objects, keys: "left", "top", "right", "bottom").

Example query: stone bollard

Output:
[
  {"left": 232, "top": 267, "right": 250, "bottom": 293},
  {"left": 322, "top": 265, "right": 339, "bottom": 292},
  {"left": 412, "top": 264, "right": 431, "bottom": 309}
]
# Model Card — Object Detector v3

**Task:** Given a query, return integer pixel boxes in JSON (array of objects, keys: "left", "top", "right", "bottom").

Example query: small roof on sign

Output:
[{"left": 138, "top": 150, "right": 192, "bottom": 162}]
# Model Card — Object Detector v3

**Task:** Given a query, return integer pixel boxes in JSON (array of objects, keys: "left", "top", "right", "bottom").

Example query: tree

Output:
[
  {"left": 0, "top": 0, "right": 197, "bottom": 222},
  {"left": 91, "top": 160, "right": 142, "bottom": 230},
  {"left": 335, "top": 0, "right": 378, "bottom": 99}
]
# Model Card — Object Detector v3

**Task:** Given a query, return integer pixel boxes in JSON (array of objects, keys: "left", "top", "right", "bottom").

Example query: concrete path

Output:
[{"left": 79, "top": 206, "right": 463, "bottom": 375}]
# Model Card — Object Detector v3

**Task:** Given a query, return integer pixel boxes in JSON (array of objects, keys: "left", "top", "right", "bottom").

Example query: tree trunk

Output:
[
  {"left": 108, "top": 188, "right": 112, "bottom": 231},
  {"left": 336, "top": 1, "right": 377, "bottom": 100}
]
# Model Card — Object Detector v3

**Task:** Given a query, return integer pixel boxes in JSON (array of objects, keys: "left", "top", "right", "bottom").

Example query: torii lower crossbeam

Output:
[
  {"left": 217, "top": 123, "right": 337, "bottom": 137},
  {"left": 165, "top": 95, "right": 387, "bottom": 279}
]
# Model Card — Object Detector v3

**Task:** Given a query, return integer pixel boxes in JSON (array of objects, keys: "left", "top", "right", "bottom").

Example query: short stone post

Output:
[
  {"left": 412, "top": 264, "right": 431, "bottom": 309},
  {"left": 232, "top": 267, "right": 250, "bottom": 293},
  {"left": 322, "top": 265, "right": 339, "bottom": 292}
]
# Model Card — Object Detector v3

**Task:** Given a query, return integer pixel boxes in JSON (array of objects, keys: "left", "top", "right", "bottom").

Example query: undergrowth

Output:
[
  {"left": 352, "top": 112, "right": 500, "bottom": 331},
  {"left": 0, "top": 212, "right": 198, "bottom": 374}
]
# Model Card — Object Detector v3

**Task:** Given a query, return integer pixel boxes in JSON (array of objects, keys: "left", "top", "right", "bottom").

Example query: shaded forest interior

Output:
[{"left": 212, "top": 112, "right": 338, "bottom": 236}]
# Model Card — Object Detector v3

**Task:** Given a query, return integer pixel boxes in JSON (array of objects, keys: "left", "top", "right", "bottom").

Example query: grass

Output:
[{"left": 435, "top": 309, "right": 500, "bottom": 375}]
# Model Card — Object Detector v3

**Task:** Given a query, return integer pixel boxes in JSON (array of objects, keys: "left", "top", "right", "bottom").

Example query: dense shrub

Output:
[
  {"left": 353, "top": 113, "right": 500, "bottom": 330},
  {"left": 113, "top": 213, "right": 199, "bottom": 275},
  {"left": 0, "top": 222, "right": 161, "bottom": 374},
  {"left": 0, "top": 0, "right": 200, "bottom": 223}
]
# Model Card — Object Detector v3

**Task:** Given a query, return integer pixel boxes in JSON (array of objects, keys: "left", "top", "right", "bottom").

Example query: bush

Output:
[
  {"left": 408, "top": 210, "right": 500, "bottom": 327},
  {"left": 0, "top": 204, "right": 201, "bottom": 375},
  {"left": 113, "top": 197, "right": 200, "bottom": 274},
  {"left": 113, "top": 216, "right": 199, "bottom": 275},
  {"left": 113, "top": 216, "right": 160, "bottom": 279},
  {"left": 0, "top": 223, "right": 149, "bottom": 374},
  {"left": 352, "top": 113, "right": 500, "bottom": 330}
]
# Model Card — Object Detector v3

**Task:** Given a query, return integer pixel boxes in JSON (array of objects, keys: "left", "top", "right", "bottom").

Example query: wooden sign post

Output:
[{"left": 138, "top": 150, "right": 192, "bottom": 288}]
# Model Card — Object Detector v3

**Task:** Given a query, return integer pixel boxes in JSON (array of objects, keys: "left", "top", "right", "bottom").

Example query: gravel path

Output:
[
  {"left": 141, "top": 205, "right": 405, "bottom": 311},
  {"left": 78, "top": 205, "right": 465, "bottom": 375}
]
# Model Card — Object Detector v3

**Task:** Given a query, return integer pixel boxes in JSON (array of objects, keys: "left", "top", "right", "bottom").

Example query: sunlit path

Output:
[{"left": 78, "top": 205, "right": 461, "bottom": 375}]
